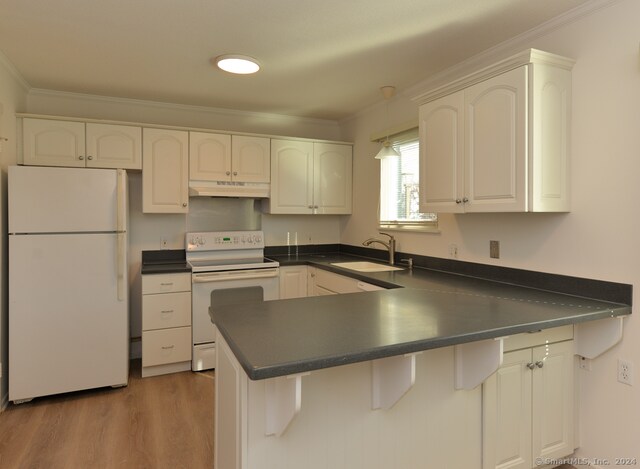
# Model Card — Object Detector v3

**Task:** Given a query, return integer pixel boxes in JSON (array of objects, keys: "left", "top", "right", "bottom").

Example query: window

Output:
[{"left": 379, "top": 136, "right": 437, "bottom": 230}]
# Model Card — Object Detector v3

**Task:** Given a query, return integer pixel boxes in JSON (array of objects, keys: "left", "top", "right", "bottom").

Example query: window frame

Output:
[{"left": 376, "top": 129, "right": 439, "bottom": 232}]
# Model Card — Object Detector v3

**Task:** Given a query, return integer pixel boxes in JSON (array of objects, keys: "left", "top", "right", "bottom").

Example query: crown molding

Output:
[
  {"left": 27, "top": 88, "right": 341, "bottom": 128},
  {"left": 0, "top": 50, "right": 31, "bottom": 92},
  {"left": 404, "top": 0, "right": 620, "bottom": 101}
]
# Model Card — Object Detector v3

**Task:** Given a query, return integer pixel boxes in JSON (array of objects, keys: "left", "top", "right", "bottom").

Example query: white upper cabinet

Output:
[
  {"left": 189, "top": 132, "right": 232, "bottom": 181},
  {"left": 23, "top": 118, "right": 142, "bottom": 169},
  {"left": 415, "top": 49, "right": 573, "bottom": 213},
  {"left": 189, "top": 132, "right": 270, "bottom": 183},
  {"left": 231, "top": 135, "right": 270, "bottom": 183},
  {"left": 265, "top": 139, "right": 352, "bottom": 215},
  {"left": 419, "top": 91, "right": 465, "bottom": 213},
  {"left": 142, "top": 128, "right": 189, "bottom": 213},
  {"left": 85, "top": 123, "right": 142, "bottom": 169},
  {"left": 23, "top": 119, "right": 86, "bottom": 167},
  {"left": 313, "top": 143, "right": 352, "bottom": 214}
]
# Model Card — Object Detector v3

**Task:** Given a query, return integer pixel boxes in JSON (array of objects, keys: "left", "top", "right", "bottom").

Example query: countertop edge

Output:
[{"left": 217, "top": 303, "right": 630, "bottom": 381}]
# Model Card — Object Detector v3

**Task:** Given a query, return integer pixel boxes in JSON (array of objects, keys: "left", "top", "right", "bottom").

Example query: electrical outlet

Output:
[
  {"left": 490, "top": 240, "right": 500, "bottom": 259},
  {"left": 449, "top": 244, "right": 458, "bottom": 259},
  {"left": 160, "top": 236, "right": 169, "bottom": 250},
  {"left": 618, "top": 359, "right": 633, "bottom": 385}
]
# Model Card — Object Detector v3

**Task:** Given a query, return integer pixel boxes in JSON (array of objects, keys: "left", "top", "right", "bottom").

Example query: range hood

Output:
[{"left": 189, "top": 180, "right": 270, "bottom": 198}]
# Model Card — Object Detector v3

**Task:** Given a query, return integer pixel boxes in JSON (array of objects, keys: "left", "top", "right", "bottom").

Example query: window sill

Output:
[{"left": 378, "top": 223, "right": 440, "bottom": 234}]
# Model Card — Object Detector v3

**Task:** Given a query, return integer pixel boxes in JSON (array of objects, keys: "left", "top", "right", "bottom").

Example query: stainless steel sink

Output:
[{"left": 330, "top": 261, "right": 404, "bottom": 272}]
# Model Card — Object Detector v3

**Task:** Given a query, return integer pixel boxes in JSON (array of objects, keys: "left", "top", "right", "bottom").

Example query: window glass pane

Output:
[{"left": 380, "top": 139, "right": 436, "bottom": 224}]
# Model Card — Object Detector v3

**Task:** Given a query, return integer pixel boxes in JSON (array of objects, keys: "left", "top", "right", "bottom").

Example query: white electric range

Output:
[{"left": 186, "top": 230, "right": 280, "bottom": 371}]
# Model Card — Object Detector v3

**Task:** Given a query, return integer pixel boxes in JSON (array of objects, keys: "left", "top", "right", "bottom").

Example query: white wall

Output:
[
  {"left": 340, "top": 0, "right": 640, "bottom": 464},
  {"left": 0, "top": 54, "right": 28, "bottom": 408}
]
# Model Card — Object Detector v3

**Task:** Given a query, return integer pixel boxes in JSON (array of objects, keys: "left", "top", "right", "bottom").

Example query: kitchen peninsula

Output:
[{"left": 212, "top": 259, "right": 631, "bottom": 469}]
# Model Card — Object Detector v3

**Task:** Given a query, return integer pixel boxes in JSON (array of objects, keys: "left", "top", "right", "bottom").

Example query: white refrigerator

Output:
[{"left": 8, "top": 165, "right": 129, "bottom": 403}]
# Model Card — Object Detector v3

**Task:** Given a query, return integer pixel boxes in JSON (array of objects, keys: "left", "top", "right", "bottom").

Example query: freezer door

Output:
[
  {"left": 8, "top": 165, "right": 126, "bottom": 233},
  {"left": 9, "top": 233, "right": 128, "bottom": 402}
]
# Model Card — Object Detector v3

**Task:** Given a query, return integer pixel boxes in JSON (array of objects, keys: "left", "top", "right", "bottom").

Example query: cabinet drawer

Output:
[
  {"left": 142, "top": 327, "right": 191, "bottom": 367},
  {"left": 503, "top": 325, "right": 573, "bottom": 352},
  {"left": 142, "top": 273, "right": 191, "bottom": 294},
  {"left": 142, "top": 292, "right": 191, "bottom": 330}
]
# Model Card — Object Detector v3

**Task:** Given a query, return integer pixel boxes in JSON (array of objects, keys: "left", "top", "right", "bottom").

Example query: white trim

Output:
[
  {"left": 16, "top": 110, "right": 353, "bottom": 145},
  {"left": 405, "top": 0, "right": 618, "bottom": 101},
  {"left": 0, "top": 50, "right": 31, "bottom": 91},
  {"left": 26, "top": 87, "right": 342, "bottom": 129}
]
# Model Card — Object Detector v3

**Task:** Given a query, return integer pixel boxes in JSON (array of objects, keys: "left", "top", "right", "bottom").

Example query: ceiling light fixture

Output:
[
  {"left": 213, "top": 55, "right": 260, "bottom": 75},
  {"left": 375, "top": 86, "right": 401, "bottom": 159}
]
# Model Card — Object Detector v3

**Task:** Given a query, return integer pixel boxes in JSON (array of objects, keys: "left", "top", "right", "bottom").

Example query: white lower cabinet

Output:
[
  {"left": 141, "top": 272, "right": 192, "bottom": 377},
  {"left": 279, "top": 266, "right": 308, "bottom": 299},
  {"left": 307, "top": 267, "right": 385, "bottom": 296},
  {"left": 482, "top": 334, "right": 574, "bottom": 469}
]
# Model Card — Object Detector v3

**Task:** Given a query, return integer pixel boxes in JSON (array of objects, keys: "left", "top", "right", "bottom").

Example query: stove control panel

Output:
[{"left": 186, "top": 231, "right": 265, "bottom": 251}]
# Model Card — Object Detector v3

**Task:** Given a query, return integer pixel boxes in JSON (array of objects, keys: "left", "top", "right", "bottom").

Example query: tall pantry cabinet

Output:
[{"left": 415, "top": 49, "right": 574, "bottom": 213}]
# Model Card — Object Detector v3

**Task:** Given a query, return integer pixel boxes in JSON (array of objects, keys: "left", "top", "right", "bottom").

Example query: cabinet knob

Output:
[
  {"left": 462, "top": 197, "right": 469, "bottom": 203},
  {"left": 526, "top": 362, "right": 535, "bottom": 370},
  {"left": 233, "top": 171, "right": 238, "bottom": 176},
  {"left": 536, "top": 361, "right": 544, "bottom": 368},
  {"left": 182, "top": 202, "right": 188, "bottom": 207},
  {"left": 226, "top": 171, "right": 231, "bottom": 176},
  {"left": 87, "top": 155, "right": 93, "bottom": 160},
  {"left": 308, "top": 205, "right": 314, "bottom": 209},
  {"left": 79, "top": 155, "right": 84, "bottom": 160},
  {"left": 455, "top": 199, "right": 462, "bottom": 204}
]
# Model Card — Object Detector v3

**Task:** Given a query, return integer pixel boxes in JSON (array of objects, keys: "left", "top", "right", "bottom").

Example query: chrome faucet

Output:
[{"left": 363, "top": 232, "right": 396, "bottom": 265}]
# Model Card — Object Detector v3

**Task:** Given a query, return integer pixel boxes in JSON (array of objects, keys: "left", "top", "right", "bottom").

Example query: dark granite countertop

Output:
[
  {"left": 213, "top": 252, "right": 631, "bottom": 381},
  {"left": 141, "top": 249, "right": 191, "bottom": 275}
]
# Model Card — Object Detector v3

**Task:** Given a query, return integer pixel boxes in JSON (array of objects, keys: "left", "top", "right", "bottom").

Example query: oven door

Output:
[{"left": 191, "top": 267, "right": 279, "bottom": 370}]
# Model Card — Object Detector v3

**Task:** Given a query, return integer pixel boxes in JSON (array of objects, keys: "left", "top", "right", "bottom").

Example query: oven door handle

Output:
[{"left": 192, "top": 268, "right": 279, "bottom": 283}]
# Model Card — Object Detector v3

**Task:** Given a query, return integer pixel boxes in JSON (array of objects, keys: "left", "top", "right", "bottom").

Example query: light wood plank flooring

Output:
[{"left": 0, "top": 360, "right": 214, "bottom": 469}]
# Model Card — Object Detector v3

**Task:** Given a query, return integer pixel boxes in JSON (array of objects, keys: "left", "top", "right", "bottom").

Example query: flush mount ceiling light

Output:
[
  {"left": 213, "top": 55, "right": 260, "bottom": 75},
  {"left": 375, "top": 86, "right": 401, "bottom": 160}
]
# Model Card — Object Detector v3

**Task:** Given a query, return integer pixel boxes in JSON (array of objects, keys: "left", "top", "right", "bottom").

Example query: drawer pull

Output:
[
  {"left": 160, "top": 282, "right": 174, "bottom": 286},
  {"left": 161, "top": 310, "right": 174, "bottom": 314},
  {"left": 161, "top": 345, "right": 175, "bottom": 350}
]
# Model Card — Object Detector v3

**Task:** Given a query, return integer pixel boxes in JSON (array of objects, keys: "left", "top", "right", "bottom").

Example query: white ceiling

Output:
[{"left": 0, "top": 0, "right": 589, "bottom": 121}]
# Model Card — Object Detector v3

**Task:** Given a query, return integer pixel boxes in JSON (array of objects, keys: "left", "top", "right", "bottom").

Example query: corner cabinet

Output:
[
  {"left": 22, "top": 118, "right": 142, "bottom": 169},
  {"left": 415, "top": 49, "right": 574, "bottom": 213},
  {"left": 482, "top": 328, "right": 574, "bottom": 469},
  {"left": 142, "top": 128, "right": 189, "bottom": 213},
  {"left": 264, "top": 139, "right": 352, "bottom": 215}
]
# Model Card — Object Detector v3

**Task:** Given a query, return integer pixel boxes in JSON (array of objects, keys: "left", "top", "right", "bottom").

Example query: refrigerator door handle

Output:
[
  {"left": 117, "top": 232, "right": 126, "bottom": 301},
  {"left": 116, "top": 169, "right": 127, "bottom": 233}
]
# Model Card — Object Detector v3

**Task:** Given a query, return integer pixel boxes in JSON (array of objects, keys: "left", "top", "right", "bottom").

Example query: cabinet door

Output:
[
  {"left": 483, "top": 348, "right": 532, "bottom": 469},
  {"left": 419, "top": 91, "right": 465, "bottom": 213},
  {"left": 279, "top": 266, "right": 308, "bottom": 299},
  {"left": 23, "top": 118, "right": 86, "bottom": 167},
  {"left": 268, "top": 139, "right": 314, "bottom": 214},
  {"left": 532, "top": 340, "right": 574, "bottom": 463},
  {"left": 465, "top": 66, "right": 527, "bottom": 212},
  {"left": 313, "top": 143, "right": 352, "bottom": 214},
  {"left": 142, "top": 128, "right": 189, "bottom": 213},
  {"left": 86, "top": 123, "right": 142, "bottom": 169},
  {"left": 189, "top": 131, "right": 232, "bottom": 181},
  {"left": 231, "top": 135, "right": 270, "bottom": 183}
]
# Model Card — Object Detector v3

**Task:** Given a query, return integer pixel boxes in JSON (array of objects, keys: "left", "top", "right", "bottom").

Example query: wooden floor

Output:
[
  {"left": 0, "top": 363, "right": 579, "bottom": 469},
  {"left": 0, "top": 360, "right": 214, "bottom": 469}
]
